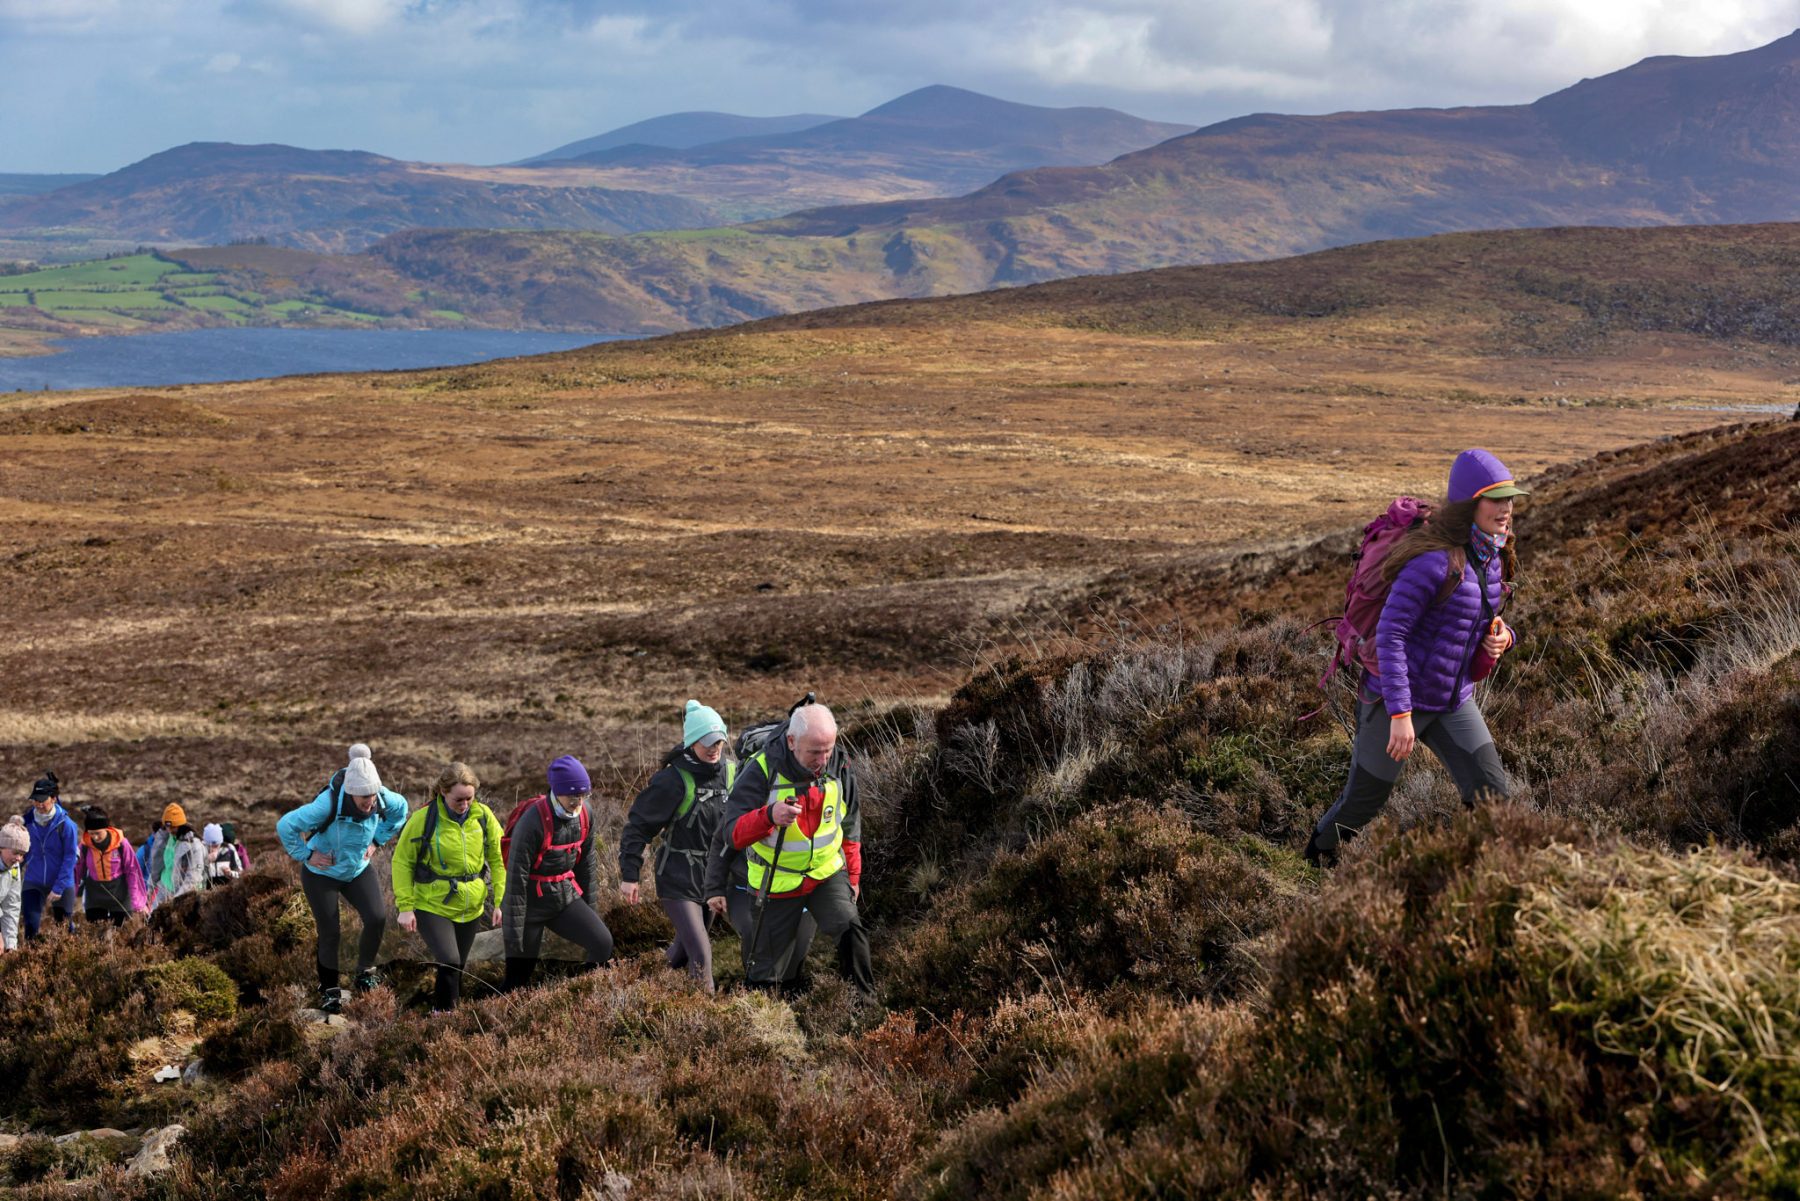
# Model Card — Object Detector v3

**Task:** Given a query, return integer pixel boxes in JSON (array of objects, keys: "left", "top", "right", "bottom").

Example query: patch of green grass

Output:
[
  {"left": 427, "top": 308, "right": 465, "bottom": 320},
  {"left": 0, "top": 253, "right": 180, "bottom": 291},
  {"left": 31, "top": 289, "right": 178, "bottom": 310},
  {"left": 180, "top": 294, "right": 258, "bottom": 315}
]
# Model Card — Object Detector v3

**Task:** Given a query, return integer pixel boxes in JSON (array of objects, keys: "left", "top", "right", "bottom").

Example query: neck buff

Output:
[
  {"left": 1470, "top": 525, "right": 1507, "bottom": 563},
  {"left": 32, "top": 806, "right": 54, "bottom": 826}
]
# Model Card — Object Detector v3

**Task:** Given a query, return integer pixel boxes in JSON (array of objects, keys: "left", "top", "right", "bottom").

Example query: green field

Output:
[{"left": 0, "top": 252, "right": 381, "bottom": 326}]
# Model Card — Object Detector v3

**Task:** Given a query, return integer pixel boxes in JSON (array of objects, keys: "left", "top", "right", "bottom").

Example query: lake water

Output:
[{"left": 0, "top": 328, "right": 634, "bottom": 392}]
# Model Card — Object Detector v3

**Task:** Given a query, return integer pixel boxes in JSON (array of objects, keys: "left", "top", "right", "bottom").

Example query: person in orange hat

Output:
[{"left": 146, "top": 802, "right": 205, "bottom": 910}]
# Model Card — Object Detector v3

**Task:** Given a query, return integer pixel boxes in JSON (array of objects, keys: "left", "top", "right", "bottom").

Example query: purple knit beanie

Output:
[
  {"left": 547, "top": 755, "right": 591, "bottom": 797},
  {"left": 1448, "top": 448, "right": 1531, "bottom": 504}
]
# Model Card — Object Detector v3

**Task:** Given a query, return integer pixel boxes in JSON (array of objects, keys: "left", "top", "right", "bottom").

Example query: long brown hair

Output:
[{"left": 1380, "top": 499, "right": 1517, "bottom": 601}]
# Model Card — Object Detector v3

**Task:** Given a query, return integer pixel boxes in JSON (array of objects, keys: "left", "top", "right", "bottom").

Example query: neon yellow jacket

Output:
[{"left": 391, "top": 797, "right": 505, "bottom": 923}]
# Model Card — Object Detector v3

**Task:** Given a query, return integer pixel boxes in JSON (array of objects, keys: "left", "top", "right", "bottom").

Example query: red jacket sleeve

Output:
[
  {"left": 731, "top": 805, "right": 775, "bottom": 851},
  {"left": 842, "top": 840, "right": 862, "bottom": 888}
]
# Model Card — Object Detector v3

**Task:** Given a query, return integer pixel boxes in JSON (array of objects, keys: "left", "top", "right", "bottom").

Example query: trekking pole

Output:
[{"left": 747, "top": 821, "right": 790, "bottom": 987}]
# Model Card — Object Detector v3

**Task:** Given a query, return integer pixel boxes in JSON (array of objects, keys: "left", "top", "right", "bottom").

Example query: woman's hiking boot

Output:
[
  {"left": 1303, "top": 830, "right": 1337, "bottom": 870},
  {"left": 354, "top": 967, "right": 382, "bottom": 993},
  {"left": 317, "top": 986, "right": 344, "bottom": 1015}
]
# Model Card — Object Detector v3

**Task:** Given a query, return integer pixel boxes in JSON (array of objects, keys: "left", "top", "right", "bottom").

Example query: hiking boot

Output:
[
  {"left": 353, "top": 968, "right": 382, "bottom": 993},
  {"left": 1303, "top": 830, "right": 1337, "bottom": 870},
  {"left": 317, "top": 987, "right": 344, "bottom": 1016}
]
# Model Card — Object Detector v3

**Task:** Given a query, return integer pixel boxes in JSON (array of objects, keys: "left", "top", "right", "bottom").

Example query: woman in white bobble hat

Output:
[{"left": 276, "top": 743, "right": 409, "bottom": 1013}]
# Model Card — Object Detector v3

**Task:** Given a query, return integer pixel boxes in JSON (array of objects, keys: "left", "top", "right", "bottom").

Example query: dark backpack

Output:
[
  {"left": 1317, "top": 496, "right": 1433, "bottom": 691},
  {"left": 734, "top": 692, "right": 820, "bottom": 763},
  {"left": 501, "top": 794, "right": 592, "bottom": 896}
]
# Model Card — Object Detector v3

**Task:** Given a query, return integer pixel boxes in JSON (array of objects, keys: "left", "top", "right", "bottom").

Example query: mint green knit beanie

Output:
[{"left": 683, "top": 700, "right": 727, "bottom": 749}]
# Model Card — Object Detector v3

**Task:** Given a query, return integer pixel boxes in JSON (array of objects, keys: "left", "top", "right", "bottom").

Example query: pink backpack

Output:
[{"left": 1317, "top": 496, "right": 1433, "bottom": 690}]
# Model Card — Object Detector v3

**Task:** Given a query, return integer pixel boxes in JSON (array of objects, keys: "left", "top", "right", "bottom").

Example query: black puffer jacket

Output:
[
  {"left": 503, "top": 795, "right": 596, "bottom": 955},
  {"left": 618, "top": 746, "right": 735, "bottom": 903}
]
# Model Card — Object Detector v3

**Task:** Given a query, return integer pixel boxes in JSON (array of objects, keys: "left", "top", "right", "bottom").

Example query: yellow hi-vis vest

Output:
[{"left": 744, "top": 752, "right": 844, "bottom": 895}]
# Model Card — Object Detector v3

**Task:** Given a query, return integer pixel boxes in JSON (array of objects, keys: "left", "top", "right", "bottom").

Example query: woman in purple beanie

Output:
[
  {"left": 501, "top": 754, "right": 614, "bottom": 991},
  {"left": 1306, "top": 448, "right": 1526, "bottom": 863}
]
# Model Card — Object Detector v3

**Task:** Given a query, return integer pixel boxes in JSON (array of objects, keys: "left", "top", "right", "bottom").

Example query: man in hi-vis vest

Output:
[{"left": 721, "top": 702, "right": 875, "bottom": 994}]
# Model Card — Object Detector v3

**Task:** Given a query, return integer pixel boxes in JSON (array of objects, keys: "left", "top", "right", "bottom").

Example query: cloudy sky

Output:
[{"left": 3, "top": 0, "right": 1797, "bottom": 172}]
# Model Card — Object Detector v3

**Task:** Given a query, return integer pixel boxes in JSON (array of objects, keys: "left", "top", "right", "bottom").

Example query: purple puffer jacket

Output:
[{"left": 1373, "top": 549, "right": 1512, "bottom": 716}]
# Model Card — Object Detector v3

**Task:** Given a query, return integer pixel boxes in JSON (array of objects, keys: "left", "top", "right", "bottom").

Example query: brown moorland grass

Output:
[{"left": 0, "top": 229, "right": 1784, "bottom": 838}]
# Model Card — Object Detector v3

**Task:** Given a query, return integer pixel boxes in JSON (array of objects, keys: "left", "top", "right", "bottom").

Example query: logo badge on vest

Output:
[{"left": 824, "top": 803, "right": 835, "bottom": 823}]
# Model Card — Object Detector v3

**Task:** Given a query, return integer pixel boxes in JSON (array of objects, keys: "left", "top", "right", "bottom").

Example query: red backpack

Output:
[
  {"left": 1317, "top": 496, "right": 1433, "bottom": 691},
  {"left": 501, "top": 794, "right": 592, "bottom": 897}
]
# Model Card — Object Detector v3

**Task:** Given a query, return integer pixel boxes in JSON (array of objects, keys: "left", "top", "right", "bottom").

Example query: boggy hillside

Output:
[{"left": 1, "top": 413, "right": 1796, "bottom": 1198}]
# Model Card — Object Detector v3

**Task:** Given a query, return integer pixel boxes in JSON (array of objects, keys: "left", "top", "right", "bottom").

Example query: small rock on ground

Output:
[{"left": 126, "top": 1124, "right": 186, "bottom": 1178}]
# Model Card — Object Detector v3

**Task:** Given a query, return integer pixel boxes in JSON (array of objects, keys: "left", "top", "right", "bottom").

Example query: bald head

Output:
[{"left": 787, "top": 703, "right": 837, "bottom": 778}]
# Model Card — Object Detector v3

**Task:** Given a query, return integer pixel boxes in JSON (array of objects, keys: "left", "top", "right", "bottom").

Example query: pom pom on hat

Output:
[{"left": 0, "top": 815, "right": 29, "bottom": 854}]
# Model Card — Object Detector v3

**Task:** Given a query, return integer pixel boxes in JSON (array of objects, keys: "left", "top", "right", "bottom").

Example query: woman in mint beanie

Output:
[{"left": 617, "top": 700, "right": 733, "bottom": 991}]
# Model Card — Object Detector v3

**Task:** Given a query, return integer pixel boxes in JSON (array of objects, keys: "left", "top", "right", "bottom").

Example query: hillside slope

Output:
[
  {"left": 0, "top": 411, "right": 1794, "bottom": 1197},
  {"left": 372, "top": 31, "right": 1800, "bottom": 328},
  {"left": 0, "top": 143, "right": 719, "bottom": 253},
  {"left": 518, "top": 109, "right": 843, "bottom": 163}
]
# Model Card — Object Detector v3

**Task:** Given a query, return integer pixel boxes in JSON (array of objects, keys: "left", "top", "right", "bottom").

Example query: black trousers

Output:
[
  {"left": 415, "top": 910, "right": 483, "bottom": 1010},
  {"left": 503, "top": 900, "right": 614, "bottom": 991},
  {"left": 742, "top": 870, "right": 873, "bottom": 994},
  {"left": 300, "top": 867, "right": 388, "bottom": 988}
]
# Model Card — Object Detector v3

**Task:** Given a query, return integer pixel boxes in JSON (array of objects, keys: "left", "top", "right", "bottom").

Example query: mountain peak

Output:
[{"left": 862, "top": 85, "right": 1029, "bottom": 122}]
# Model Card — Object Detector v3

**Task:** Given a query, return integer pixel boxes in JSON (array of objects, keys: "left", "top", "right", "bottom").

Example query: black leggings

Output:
[
  {"left": 301, "top": 868, "right": 388, "bottom": 988},
  {"left": 415, "top": 910, "right": 484, "bottom": 1010},
  {"left": 85, "top": 908, "right": 127, "bottom": 928},
  {"left": 503, "top": 900, "right": 613, "bottom": 991}
]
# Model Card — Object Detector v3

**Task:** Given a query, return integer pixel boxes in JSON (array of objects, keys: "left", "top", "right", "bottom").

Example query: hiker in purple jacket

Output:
[{"left": 1306, "top": 449, "right": 1525, "bottom": 864}]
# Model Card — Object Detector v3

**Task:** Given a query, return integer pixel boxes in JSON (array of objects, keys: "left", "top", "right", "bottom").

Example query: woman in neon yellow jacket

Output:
[{"left": 391, "top": 762, "right": 505, "bottom": 1011}]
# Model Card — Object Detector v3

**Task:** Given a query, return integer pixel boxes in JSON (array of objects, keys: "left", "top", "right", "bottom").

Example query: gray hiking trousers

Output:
[{"left": 1313, "top": 695, "right": 1509, "bottom": 851}]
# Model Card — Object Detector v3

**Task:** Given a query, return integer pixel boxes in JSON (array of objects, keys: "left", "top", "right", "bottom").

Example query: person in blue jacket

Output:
[
  {"left": 19, "top": 772, "right": 78, "bottom": 940},
  {"left": 277, "top": 743, "right": 409, "bottom": 1013}
]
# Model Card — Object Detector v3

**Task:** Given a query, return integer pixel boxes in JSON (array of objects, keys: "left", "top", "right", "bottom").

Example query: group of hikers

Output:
[
  {"left": 269, "top": 695, "right": 870, "bottom": 1014},
  {"left": 0, "top": 775, "right": 247, "bottom": 947},
  {"left": 2, "top": 447, "right": 1526, "bottom": 1017}
]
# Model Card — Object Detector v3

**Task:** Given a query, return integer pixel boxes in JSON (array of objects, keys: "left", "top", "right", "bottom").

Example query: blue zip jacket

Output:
[
  {"left": 21, "top": 804, "right": 78, "bottom": 895},
  {"left": 276, "top": 783, "right": 409, "bottom": 882}
]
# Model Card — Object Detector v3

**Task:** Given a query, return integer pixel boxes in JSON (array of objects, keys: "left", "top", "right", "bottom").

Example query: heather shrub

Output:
[
  {"left": 181, "top": 962, "right": 926, "bottom": 1200},
  {"left": 141, "top": 958, "right": 238, "bottom": 1023},
  {"left": 885, "top": 804, "right": 1305, "bottom": 1015},
  {"left": 149, "top": 869, "right": 312, "bottom": 1001},
  {"left": 908, "top": 807, "right": 1800, "bottom": 1200},
  {"left": 0, "top": 935, "right": 183, "bottom": 1127}
]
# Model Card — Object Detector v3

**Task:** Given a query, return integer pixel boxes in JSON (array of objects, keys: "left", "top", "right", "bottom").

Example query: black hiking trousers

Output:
[
  {"left": 1313, "top": 695, "right": 1510, "bottom": 852},
  {"left": 742, "top": 870, "right": 874, "bottom": 995},
  {"left": 415, "top": 910, "right": 484, "bottom": 1010},
  {"left": 300, "top": 867, "right": 388, "bottom": 989}
]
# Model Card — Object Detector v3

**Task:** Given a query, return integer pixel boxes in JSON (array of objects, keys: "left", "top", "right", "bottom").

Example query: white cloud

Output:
[{"left": 2, "top": 0, "right": 1798, "bottom": 170}]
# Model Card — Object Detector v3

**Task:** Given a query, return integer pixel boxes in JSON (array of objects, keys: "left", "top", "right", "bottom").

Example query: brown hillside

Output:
[{"left": 0, "top": 225, "right": 1790, "bottom": 826}]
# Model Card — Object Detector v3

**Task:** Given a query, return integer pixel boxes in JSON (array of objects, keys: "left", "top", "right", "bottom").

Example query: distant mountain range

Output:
[
  {"left": 355, "top": 30, "right": 1800, "bottom": 330},
  {"left": 517, "top": 111, "right": 843, "bottom": 163},
  {"left": 0, "top": 143, "right": 717, "bottom": 253},
  {"left": 0, "top": 88, "right": 1193, "bottom": 252}
]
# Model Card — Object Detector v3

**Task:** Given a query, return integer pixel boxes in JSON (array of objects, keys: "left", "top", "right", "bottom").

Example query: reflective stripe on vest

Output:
[{"left": 744, "top": 752, "right": 844, "bottom": 895}]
